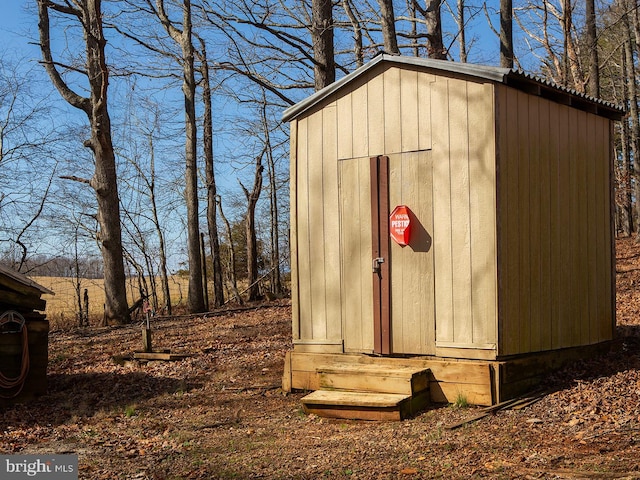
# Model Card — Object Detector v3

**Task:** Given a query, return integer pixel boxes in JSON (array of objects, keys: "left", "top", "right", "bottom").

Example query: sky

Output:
[
  {"left": 0, "top": 1, "right": 539, "bottom": 271},
  {"left": 0, "top": 3, "right": 36, "bottom": 54}
]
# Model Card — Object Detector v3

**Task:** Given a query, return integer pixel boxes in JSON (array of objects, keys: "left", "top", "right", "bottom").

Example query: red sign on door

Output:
[{"left": 389, "top": 205, "right": 412, "bottom": 246}]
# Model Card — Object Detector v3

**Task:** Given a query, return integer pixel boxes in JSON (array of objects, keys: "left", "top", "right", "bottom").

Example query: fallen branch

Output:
[{"left": 445, "top": 390, "right": 548, "bottom": 430}]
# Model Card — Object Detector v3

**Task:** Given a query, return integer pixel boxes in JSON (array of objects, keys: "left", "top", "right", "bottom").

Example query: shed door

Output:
[{"left": 339, "top": 152, "right": 435, "bottom": 355}]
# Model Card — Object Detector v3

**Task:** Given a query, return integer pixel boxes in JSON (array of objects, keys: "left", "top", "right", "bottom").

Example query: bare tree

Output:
[
  {"left": 457, "top": 0, "right": 468, "bottom": 62},
  {"left": 585, "top": 0, "right": 599, "bottom": 97},
  {"left": 500, "top": 0, "right": 513, "bottom": 68},
  {"left": 414, "top": 0, "right": 446, "bottom": 59},
  {"left": 152, "top": 0, "right": 206, "bottom": 313},
  {"left": 240, "top": 149, "right": 265, "bottom": 301},
  {"left": 0, "top": 54, "right": 63, "bottom": 273},
  {"left": 621, "top": 1, "right": 640, "bottom": 233},
  {"left": 197, "top": 37, "right": 225, "bottom": 308},
  {"left": 37, "top": 0, "right": 129, "bottom": 325},
  {"left": 342, "top": 0, "right": 365, "bottom": 65},
  {"left": 562, "top": 0, "right": 585, "bottom": 91},
  {"left": 217, "top": 196, "right": 243, "bottom": 304},
  {"left": 256, "top": 91, "right": 284, "bottom": 296},
  {"left": 378, "top": 0, "right": 400, "bottom": 54},
  {"left": 618, "top": 44, "right": 632, "bottom": 235},
  {"left": 313, "top": 0, "right": 336, "bottom": 89}
]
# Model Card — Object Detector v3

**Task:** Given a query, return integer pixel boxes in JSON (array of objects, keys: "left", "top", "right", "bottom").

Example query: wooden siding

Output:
[
  {"left": 339, "top": 156, "right": 374, "bottom": 352},
  {"left": 431, "top": 76, "right": 498, "bottom": 354},
  {"left": 291, "top": 103, "right": 343, "bottom": 346},
  {"left": 293, "top": 64, "right": 438, "bottom": 351},
  {"left": 335, "top": 64, "right": 435, "bottom": 160},
  {"left": 496, "top": 85, "right": 614, "bottom": 356},
  {"left": 388, "top": 151, "right": 434, "bottom": 354},
  {"left": 292, "top": 65, "right": 499, "bottom": 355},
  {"left": 291, "top": 64, "right": 614, "bottom": 360}
]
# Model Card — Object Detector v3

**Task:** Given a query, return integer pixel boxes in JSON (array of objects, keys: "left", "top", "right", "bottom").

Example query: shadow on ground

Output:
[{"left": 1, "top": 371, "right": 200, "bottom": 428}]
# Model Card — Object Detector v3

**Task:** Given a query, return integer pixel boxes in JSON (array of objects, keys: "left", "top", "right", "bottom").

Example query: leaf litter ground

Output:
[{"left": 2, "top": 239, "right": 640, "bottom": 479}]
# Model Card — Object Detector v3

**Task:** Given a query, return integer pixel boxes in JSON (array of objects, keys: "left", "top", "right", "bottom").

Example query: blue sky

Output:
[{"left": 0, "top": 3, "right": 35, "bottom": 52}]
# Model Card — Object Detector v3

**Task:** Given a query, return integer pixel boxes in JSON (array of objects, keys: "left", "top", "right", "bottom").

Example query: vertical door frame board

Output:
[{"left": 370, "top": 155, "right": 391, "bottom": 354}]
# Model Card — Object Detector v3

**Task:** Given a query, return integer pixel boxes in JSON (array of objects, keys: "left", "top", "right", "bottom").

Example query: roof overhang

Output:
[
  {"left": 0, "top": 264, "right": 54, "bottom": 296},
  {"left": 282, "top": 54, "right": 625, "bottom": 123}
]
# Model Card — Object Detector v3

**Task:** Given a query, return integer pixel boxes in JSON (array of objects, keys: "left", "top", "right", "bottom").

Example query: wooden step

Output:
[
  {"left": 301, "top": 389, "right": 429, "bottom": 421},
  {"left": 317, "top": 364, "right": 430, "bottom": 395}
]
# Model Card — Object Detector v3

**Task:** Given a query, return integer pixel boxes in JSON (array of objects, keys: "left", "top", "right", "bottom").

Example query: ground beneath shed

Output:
[{"left": 1, "top": 238, "right": 640, "bottom": 479}]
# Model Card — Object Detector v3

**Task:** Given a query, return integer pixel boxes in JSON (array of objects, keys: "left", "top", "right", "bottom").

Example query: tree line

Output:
[{"left": 0, "top": 0, "right": 639, "bottom": 324}]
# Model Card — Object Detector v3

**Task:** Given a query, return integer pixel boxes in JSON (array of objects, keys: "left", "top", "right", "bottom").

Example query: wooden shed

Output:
[
  {"left": 281, "top": 55, "right": 624, "bottom": 419},
  {"left": 0, "top": 265, "right": 52, "bottom": 405}
]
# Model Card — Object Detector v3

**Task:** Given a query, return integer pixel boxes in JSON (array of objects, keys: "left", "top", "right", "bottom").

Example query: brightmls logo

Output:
[{"left": 0, "top": 455, "right": 77, "bottom": 480}]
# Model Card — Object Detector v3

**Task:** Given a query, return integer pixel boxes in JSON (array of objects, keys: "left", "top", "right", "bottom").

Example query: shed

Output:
[
  {"left": 281, "top": 55, "right": 624, "bottom": 419},
  {"left": 0, "top": 264, "right": 52, "bottom": 405}
]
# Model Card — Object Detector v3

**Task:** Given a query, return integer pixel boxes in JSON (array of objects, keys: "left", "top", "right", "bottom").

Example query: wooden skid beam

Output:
[{"left": 133, "top": 352, "right": 191, "bottom": 361}]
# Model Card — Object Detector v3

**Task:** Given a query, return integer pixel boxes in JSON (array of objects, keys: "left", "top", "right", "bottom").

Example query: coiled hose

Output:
[{"left": 0, "top": 310, "right": 30, "bottom": 398}]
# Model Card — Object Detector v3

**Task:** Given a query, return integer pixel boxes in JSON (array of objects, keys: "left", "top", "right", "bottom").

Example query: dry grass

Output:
[{"left": 30, "top": 275, "right": 190, "bottom": 329}]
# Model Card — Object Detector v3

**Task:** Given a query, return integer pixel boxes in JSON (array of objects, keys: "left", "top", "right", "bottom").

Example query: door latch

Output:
[{"left": 372, "top": 257, "right": 385, "bottom": 273}]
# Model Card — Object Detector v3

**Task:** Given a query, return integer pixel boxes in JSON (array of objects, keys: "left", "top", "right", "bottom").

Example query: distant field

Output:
[{"left": 30, "top": 275, "right": 190, "bottom": 328}]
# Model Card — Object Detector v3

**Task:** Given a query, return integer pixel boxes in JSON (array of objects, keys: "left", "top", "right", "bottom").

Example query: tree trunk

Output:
[
  {"left": 312, "top": 0, "right": 335, "bottom": 90},
  {"left": 155, "top": 0, "right": 205, "bottom": 313},
  {"left": 258, "top": 95, "right": 282, "bottom": 296},
  {"left": 200, "top": 232, "right": 209, "bottom": 309},
  {"left": 585, "top": 0, "right": 599, "bottom": 97},
  {"left": 199, "top": 40, "right": 225, "bottom": 308},
  {"left": 377, "top": 0, "right": 399, "bottom": 54},
  {"left": 623, "top": 12, "right": 640, "bottom": 233},
  {"left": 425, "top": 0, "right": 447, "bottom": 59},
  {"left": 342, "top": 0, "right": 364, "bottom": 66},
  {"left": 266, "top": 148, "right": 282, "bottom": 297},
  {"left": 181, "top": 0, "right": 205, "bottom": 313},
  {"left": 458, "top": 0, "right": 467, "bottom": 63},
  {"left": 619, "top": 60, "right": 632, "bottom": 235},
  {"left": 37, "top": 0, "right": 129, "bottom": 325},
  {"left": 409, "top": 0, "right": 420, "bottom": 56},
  {"left": 561, "top": 0, "right": 585, "bottom": 92},
  {"left": 499, "top": 0, "right": 513, "bottom": 68},
  {"left": 241, "top": 153, "right": 264, "bottom": 302},
  {"left": 147, "top": 135, "right": 172, "bottom": 315},
  {"left": 217, "top": 196, "right": 243, "bottom": 305}
]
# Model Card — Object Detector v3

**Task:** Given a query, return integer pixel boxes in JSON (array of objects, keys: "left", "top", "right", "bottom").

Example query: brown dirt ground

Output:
[{"left": 2, "top": 238, "right": 640, "bottom": 479}]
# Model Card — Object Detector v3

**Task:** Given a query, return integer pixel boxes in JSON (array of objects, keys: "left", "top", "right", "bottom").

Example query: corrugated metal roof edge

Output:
[{"left": 281, "top": 54, "right": 625, "bottom": 122}]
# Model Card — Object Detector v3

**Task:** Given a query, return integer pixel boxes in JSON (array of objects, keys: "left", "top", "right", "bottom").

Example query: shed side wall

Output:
[{"left": 496, "top": 85, "right": 614, "bottom": 356}]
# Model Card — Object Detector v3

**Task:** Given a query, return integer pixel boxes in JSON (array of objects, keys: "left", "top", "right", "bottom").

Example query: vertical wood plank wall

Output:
[
  {"left": 291, "top": 64, "right": 500, "bottom": 354},
  {"left": 431, "top": 77, "right": 498, "bottom": 353},
  {"left": 291, "top": 61, "right": 614, "bottom": 362},
  {"left": 388, "top": 151, "right": 435, "bottom": 355},
  {"left": 496, "top": 86, "right": 614, "bottom": 356},
  {"left": 339, "top": 156, "right": 374, "bottom": 351}
]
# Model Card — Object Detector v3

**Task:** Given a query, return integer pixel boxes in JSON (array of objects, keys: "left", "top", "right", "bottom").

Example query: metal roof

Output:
[
  {"left": 0, "top": 264, "right": 54, "bottom": 296},
  {"left": 282, "top": 54, "right": 625, "bottom": 122}
]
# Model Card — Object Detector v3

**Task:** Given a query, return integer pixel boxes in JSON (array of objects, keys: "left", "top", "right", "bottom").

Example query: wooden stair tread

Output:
[
  {"left": 301, "top": 390, "right": 409, "bottom": 408},
  {"left": 317, "top": 364, "right": 429, "bottom": 376}
]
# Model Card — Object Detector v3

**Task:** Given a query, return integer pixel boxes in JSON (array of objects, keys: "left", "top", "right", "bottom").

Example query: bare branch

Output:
[
  {"left": 36, "top": 0, "right": 91, "bottom": 114},
  {"left": 60, "top": 174, "right": 92, "bottom": 185}
]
